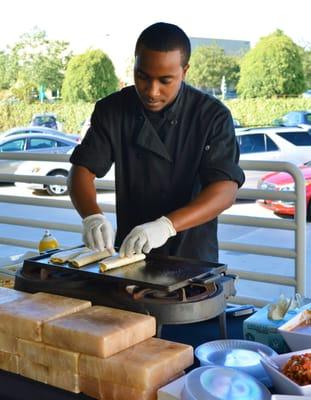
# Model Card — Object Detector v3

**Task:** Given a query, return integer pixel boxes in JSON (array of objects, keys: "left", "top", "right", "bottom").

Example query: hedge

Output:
[
  {"left": 0, "top": 102, "right": 93, "bottom": 134},
  {"left": 224, "top": 97, "right": 311, "bottom": 127},
  {"left": 0, "top": 97, "right": 311, "bottom": 134}
]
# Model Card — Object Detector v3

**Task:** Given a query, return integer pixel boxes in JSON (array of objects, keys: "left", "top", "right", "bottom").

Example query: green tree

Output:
[
  {"left": 301, "top": 47, "right": 311, "bottom": 89},
  {"left": 2, "top": 48, "right": 19, "bottom": 89},
  {"left": 0, "top": 51, "right": 9, "bottom": 89},
  {"left": 124, "top": 56, "right": 134, "bottom": 86},
  {"left": 0, "top": 48, "right": 20, "bottom": 90},
  {"left": 237, "top": 30, "right": 305, "bottom": 98},
  {"left": 11, "top": 78, "right": 37, "bottom": 104},
  {"left": 8, "top": 27, "right": 71, "bottom": 100},
  {"left": 186, "top": 45, "right": 240, "bottom": 93},
  {"left": 61, "top": 49, "right": 119, "bottom": 103}
]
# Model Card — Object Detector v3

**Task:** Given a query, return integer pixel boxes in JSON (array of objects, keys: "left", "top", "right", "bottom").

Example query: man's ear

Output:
[{"left": 182, "top": 64, "right": 190, "bottom": 78}]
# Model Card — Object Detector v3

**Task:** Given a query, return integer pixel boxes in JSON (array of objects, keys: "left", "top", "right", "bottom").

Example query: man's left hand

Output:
[{"left": 119, "top": 216, "right": 176, "bottom": 257}]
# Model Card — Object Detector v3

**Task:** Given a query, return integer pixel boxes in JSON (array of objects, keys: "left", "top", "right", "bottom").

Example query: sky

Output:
[{"left": 1, "top": 0, "right": 311, "bottom": 78}]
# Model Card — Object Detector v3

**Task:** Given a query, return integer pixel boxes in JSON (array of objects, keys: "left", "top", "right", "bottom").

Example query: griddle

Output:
[{"left": 21, "top": 249, "right": 226, "bottom": 293}]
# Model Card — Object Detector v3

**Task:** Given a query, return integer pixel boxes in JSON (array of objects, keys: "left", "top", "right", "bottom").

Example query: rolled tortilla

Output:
[
  {"left": 49, "top": 247, "right": 89, "bottom": 264},
  {"left": 99, "top": 253, "right": 146, "bottom": 272},
  {"left": 69, "top": 249, "right": 112, "bottom": 268}
]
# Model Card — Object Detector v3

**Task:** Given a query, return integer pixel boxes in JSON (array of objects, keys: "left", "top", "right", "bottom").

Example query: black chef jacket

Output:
[{"left": 70, "top": 83, "right": 245, "bottom": 262}]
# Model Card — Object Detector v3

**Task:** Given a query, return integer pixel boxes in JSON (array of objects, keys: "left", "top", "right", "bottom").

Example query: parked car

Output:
[
  {"left": 30, "top": 113, "right": 62, "bottom": 131},
  {"left": 233, "top": 118, "right": 242, "bottom": 128},
  {"left": 225, "top": 90, "right": 238, "bottom": 99},
  {"left": 302, "top": 89, "right": 311, "bottom": 98},
  {"left": 14, "top": 157, "right": 115, "bottom": 196},
  {"left": 236, "top": 126, "right": 311, "bottom": 188},
  {"left": 0, "top": 133, "right": 77, "bottom": 177},
  {"left": 273, "top": 110, "right": 311, "bottom": 127},
  {"left": 257, "top": 160, "right": 311, "bottom": 221},
  {"left": 80, "top": 118, "right": 91, "bottom": 139},
  {"left": 1, "top": 126, "right": 81, "bottom": 143}
]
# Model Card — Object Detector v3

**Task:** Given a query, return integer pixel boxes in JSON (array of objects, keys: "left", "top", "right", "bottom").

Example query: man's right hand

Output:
[{"left": 82, "top": 213, "right": 115, "bottom": 254}]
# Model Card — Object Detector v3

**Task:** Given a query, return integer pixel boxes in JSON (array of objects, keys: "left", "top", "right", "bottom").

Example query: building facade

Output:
[{"left": 190, "top": 37, "right": 250, "bottom": 56}]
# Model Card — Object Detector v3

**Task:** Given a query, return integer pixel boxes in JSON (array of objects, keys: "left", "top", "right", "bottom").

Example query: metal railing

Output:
[
  {"left": 220, "top": 160, "right": 307, "bottom": 306},
  {"left": 0, "top": 152, "right": 307, "bottom": 306}
]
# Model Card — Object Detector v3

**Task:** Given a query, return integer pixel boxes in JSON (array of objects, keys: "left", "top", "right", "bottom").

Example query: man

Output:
[{"left": 68, "top": 22, "right": 244, "bottom": 262}]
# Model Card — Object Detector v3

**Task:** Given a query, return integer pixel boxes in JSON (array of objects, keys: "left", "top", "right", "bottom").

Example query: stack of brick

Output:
[
  {"left": 0, "top": 288, "right": 193, "bottom": 400},
  {"left": 0, "top": 287, "right": 32, "bottom": 374},
  {"left": 0, "top": 290, "right": 91, "bottom": 391},
  {"left": 78, "top": 338, "right": 191, "bottom": 399}
]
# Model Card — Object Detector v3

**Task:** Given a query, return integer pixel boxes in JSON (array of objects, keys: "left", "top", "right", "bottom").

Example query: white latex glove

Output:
[
  {"left": 82, "top": 213, "right": 115, "bottom": 254},
  {"left": 119, "top": 216, "right": 176, "bottom": 257}
]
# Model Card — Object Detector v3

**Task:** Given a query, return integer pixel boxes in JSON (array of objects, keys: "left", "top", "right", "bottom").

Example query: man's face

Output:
[{"left": 134, "top": 46, "right": 189, "bottom": 112}]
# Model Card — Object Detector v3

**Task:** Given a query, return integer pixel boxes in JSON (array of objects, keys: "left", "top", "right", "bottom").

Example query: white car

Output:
[
  {"left": 236, "top": 126, "right": 311, "bottom": 188},
  {"left": 14, "top": 149, "right": 115, "bottom": 196}
]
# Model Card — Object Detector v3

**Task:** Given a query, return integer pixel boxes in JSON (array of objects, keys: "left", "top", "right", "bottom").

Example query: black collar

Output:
[{"left": 134, "top": 81, "right": 185, "bottom": 125}]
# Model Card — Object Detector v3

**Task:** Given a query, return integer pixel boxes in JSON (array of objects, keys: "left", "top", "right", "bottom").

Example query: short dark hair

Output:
[{"left": 135, "top": 22, "right": 191, "bottom": 67}]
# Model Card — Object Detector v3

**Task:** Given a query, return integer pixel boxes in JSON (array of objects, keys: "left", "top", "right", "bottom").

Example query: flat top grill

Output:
[
  {"left": 22, "top": 251, "right": 227, "bottom": 292},
  {"left": 15, "top": 250, "right": 236, "bottom": 335}
]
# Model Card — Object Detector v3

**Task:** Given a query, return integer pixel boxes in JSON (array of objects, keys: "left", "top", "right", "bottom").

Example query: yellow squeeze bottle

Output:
[{"left": 38, "top": 230, "right": 60, "bottom": 253}]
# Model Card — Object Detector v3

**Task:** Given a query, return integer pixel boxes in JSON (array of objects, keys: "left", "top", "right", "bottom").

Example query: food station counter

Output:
[{"left": 0, "top": 249, "right": 309, "bottom": 400}]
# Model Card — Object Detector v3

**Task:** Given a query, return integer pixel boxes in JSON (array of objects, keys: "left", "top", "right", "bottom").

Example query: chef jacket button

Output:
[{"left": 170, "top": 119, "right": 177, "bottom": 125}]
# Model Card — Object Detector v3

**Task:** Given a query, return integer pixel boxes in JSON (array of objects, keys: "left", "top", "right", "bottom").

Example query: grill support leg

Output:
[
  {"left": 156, "top": 324, "right": 163, "bottom": 338},
  {"left": 218, "top": 311, "right": 227, "bottom": 339}
]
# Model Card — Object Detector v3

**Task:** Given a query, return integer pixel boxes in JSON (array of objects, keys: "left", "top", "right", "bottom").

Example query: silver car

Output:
[
  {"left": 0, "top": 133, "right": 77, "bottom": 178},
  {"left": 1, "top": 126, "right": 81, "bottom": 143}
]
